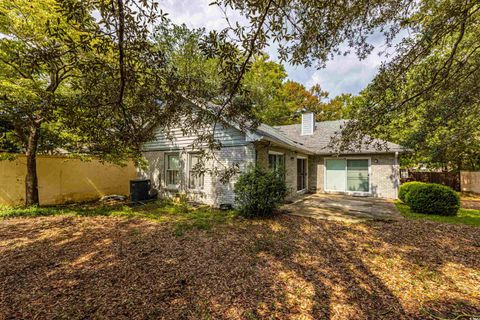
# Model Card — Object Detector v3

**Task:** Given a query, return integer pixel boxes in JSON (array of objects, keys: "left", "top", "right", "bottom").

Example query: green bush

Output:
[
  {"left": 398, "top": 181, "right": 426, "bottom": 203},
  {"left": 405, "top": 183, "right": 460, "bottom": 216},
  {"left": 234, "top": 166, "right": 288, "bottom": 218}
]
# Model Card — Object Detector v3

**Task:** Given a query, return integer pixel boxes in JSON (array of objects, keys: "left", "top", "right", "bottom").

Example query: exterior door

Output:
[
  {"left": 297, "top": 158, "right": 307, "bottom": 191},
  {"left": 346, "top": 159, "right": 369, "bottom": 192},
  {"left": 325, "top": 159, "right": 346, "bottom": 191},
  {"left": 325, "top": 158, "right": 370, "bottom": 193}
]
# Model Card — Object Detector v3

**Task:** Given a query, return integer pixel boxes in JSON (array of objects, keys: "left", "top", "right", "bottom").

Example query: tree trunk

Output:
[{"left": 25, "top": 126, "right": 40, "bottom": 206}]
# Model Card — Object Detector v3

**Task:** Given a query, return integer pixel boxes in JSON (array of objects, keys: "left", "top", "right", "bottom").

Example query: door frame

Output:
[
  {"left": 296, "top": 156, "right": 308, "bottom": 193},
  {"left": 323, "top": 157, "right": 371, "bottom": 196}
]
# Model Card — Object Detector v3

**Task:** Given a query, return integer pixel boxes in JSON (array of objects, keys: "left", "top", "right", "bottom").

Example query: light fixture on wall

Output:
[{"left": 374, "top": 159, "right": 379, "bottom": 163}]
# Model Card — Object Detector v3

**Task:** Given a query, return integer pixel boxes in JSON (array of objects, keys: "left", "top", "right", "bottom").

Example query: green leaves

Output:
[
  {"left": 325, "top": 0, "right": 480, "bottom": 170},
  {"left": 234, "top": 165, "right": 287, "bottom": 218}
]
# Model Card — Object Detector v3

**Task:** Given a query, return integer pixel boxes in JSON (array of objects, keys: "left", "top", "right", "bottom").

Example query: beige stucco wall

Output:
[
  {"left": 255, "top": 142, "right": 310, "bottom": 198},
  {"left": 308, "top": 154, "right": 400, "bottom": 199},
  {"left": 460, "top": 171, "right": 480, "bottom": 193},
  {"left": 0, "top": 155, "right": 136, "bottom": 206}
]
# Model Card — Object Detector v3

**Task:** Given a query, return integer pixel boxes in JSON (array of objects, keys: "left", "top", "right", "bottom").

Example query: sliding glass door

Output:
[
  {"left": 346, "top": 159, "right": 369, "bottom": 192},
  {"left": 325, "top": 159, "right": 346, "bottom": 191},
  {"left": 325, "top": 159, "right": 370, "bottom": 193}
]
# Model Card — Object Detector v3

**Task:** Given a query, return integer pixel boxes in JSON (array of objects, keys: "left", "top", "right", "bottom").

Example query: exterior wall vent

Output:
[{"left": 301, "top": 112, "right": 314, "bottom": 136}]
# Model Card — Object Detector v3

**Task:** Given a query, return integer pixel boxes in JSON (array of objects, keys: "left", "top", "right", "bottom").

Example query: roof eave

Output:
[
  {"left": 255, "top": 136, "right": 314, "bottom": 155},
  {"left": 314, "top": 148, "right": 410, "bottom": 156}
]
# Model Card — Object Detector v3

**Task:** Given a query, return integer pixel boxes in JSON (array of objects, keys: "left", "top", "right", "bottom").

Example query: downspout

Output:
[{"left": 395, "top": 151, "right": 399, "bottom": 198}]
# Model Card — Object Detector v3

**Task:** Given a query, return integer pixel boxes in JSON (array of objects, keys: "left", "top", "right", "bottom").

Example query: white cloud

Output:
[
  {"left": 159, "top": 0, "right": 244, "bottom": 31},
  {"left": 305, "top": 51, "right": 383, "bottom": 97},
  {"left": 159, "top": 1, "right": 401, "bottom": 97}
]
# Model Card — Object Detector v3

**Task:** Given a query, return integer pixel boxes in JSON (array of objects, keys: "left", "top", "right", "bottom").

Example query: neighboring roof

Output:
[{"left": 273, "top": 120, "right": 405, "bottom": 155}]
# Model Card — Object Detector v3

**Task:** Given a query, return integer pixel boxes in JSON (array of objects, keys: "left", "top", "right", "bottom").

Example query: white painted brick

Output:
[{"left": 140, "top": 144, "right": 255, "bottom": 207}]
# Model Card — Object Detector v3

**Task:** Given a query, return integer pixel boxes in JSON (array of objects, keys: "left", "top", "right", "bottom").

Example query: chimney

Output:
[{"left": 301, "top": 112, "right": 315, "bottom": 135}]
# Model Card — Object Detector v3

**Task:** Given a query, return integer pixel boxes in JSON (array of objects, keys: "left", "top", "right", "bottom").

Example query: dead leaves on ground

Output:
[{"left": 0, "top": 215, "right": 479, "bottom": 319}]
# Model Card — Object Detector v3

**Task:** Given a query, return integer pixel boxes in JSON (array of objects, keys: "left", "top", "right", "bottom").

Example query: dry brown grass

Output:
[{"left": 0, "top": 214, "right": 479, "bottom": 319}]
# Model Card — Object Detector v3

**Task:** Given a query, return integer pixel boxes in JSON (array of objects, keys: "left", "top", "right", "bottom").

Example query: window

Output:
[
  {"left": 166, "top": 153, "right": 180, "bottom": 187},
  {"left": 189, "top": 154, "right": 204, "bottom": 189},
  {"left": 268, "top": 153, "right": 285, "bottom": 172}
]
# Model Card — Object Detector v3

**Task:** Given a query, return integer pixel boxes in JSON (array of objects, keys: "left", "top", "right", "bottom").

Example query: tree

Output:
[
  {"left": 242, "top": 55, "right": 288, "bottom": 124},
  {"left": 319, "top": 94, "right": 353, "bottom": 122},
  {"left": 243, "top": 56, "right": 348, "bottom": 125},
  {"left": 211, "top": 0, "right": 414, "bottom": 78},
  {"left": 336, "top": 1, "right": 480, "bottom": 170},
  {"left": 0, "top": 0, "right": 100, "bottom": 204},
  {"left": 151, "top": 21, "right": 350, "bottom": 127},
  {"left": 0, "top": 1, "right": 257, "bottom": 205},
  {"left": 213, "top": 0, "right": 479, "bottom": 170}
]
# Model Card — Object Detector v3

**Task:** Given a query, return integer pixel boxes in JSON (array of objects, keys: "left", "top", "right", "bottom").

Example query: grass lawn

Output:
[
  {"left": 395, "top": 201, "right": 480, "bottom": 226},
  {"left": 0, "top": 202, "right": 479, "bottom": 319},
  {"left": 0, "top": 200, "right": 237, "bottom": 236}
]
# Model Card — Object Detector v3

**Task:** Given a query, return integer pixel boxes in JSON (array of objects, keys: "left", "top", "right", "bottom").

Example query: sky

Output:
[{"left": 159, "top": 0, "right": 395, "bottom": 98}]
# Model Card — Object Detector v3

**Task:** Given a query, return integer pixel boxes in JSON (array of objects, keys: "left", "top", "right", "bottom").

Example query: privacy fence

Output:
[
  {"left": 401, "top": 170, "right": 480, "bottom": 193},
  {"left": 460, "top": 171, "right": 480, "bottom": 194},
  {"left": 0, "top": 155, "right": 136, "bottom": 206}
]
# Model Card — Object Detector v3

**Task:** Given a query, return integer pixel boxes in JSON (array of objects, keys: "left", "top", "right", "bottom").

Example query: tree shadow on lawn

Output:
[
  {"left": 0, "top": 214, "right": 479, "bottom": 319},
  {"left": 339, "top": 219, "right": 480, "bottom": 319},
  {"left": 247, "top": 219, "right": 408, "bottom": 319}
]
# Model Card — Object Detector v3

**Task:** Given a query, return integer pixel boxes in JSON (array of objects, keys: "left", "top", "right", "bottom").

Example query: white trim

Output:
[
  {"left": 268, "top": 150, "right": 284, "bottom": 155},
  {"left": 323, "top": 157, "right": 371, "bottom": 196},
  {"left": 165, "top": 152, "right": 181, "bottom": 190},
  {"left": 187, "top": 152, "right": 205, "bottom": 191}
]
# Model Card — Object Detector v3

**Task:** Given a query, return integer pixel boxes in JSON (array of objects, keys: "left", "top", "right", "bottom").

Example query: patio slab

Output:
[{"left": 282, "top": 193, "right": 402, "bottom": 223}]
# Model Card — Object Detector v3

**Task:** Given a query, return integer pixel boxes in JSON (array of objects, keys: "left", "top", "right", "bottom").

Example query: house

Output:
[{"left": 139, "top": 109, "right": 405, "bottom": 207}]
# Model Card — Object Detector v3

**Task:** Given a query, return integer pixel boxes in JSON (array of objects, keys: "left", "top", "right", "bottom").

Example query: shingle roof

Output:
[
  {"left": 272, "top": 120, "right": 405, "bottom": 155},
  {"left": 253, "top": 124, "right": 315, "bottom": 154}
]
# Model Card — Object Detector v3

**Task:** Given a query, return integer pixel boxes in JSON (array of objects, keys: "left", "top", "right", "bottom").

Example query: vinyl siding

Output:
[{"left": 143, "top": 123, "right": 247, "bottom": 151}]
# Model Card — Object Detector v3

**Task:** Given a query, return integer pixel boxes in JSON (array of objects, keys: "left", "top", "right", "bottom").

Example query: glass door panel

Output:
[
  {"left": 346, "top": 159, "right": 369, "bottom": 192},
  {"left": 325, "top": 159, "right": 346, "bottom": 191}
]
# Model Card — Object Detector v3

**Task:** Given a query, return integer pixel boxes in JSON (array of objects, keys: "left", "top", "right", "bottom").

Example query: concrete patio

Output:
[{"left": 282, "top": 193, "right": 402, "bottom": 223}]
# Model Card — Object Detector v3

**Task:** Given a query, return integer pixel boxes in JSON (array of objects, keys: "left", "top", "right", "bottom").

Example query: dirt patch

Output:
[
  {"left": 0, "top": 215, "right": 479, "bottom": 319},
  {"left": 461, "top": 199, "right": 480, "bottom": 210}
]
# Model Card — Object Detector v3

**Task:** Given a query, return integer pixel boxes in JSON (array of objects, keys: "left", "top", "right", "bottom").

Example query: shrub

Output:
[
  {"left": 234, "top": 166, "right": 288, "bottom": 218},
  {"left": 405, "top": 183, "right": 460, "bottom": 216},
  {"left": 398, "top": 181, "right": 427, "bottom": 203}
]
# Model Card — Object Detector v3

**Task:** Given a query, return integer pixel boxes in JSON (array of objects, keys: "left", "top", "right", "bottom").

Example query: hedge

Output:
[
  {"left": 404, "top": 183, "right": 460, "bottom": 216},
  {"left": 398, "top": 181, "right": 427, "bottom": 203},
  {"left": 234, "top": 166, "right": 287, "bottom": 218}
]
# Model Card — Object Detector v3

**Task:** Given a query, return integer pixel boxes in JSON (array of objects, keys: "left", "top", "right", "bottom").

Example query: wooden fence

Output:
[
  {"left": 400, "top": 170, "right": 461, "bottom": 191},
  {"left": 460, "top": 171, "right": 480, "bottom": 193}
]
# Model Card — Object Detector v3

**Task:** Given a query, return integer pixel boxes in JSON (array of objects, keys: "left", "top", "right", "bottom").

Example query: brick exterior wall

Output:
[
  {"left": 254, "top": 142, "right": 310, "bottom": 199},
  {"left": 308, "top": 154, "right": 400, "bottom": 199},
  {"left": 141, "top": 145, "right": 399, "bottom": 207},
  {"left": 369, "top": 154, "right": 400, "bottom": 199},
  {"left": 139, "top": 145, "right": 255, "bottom": 206}
]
